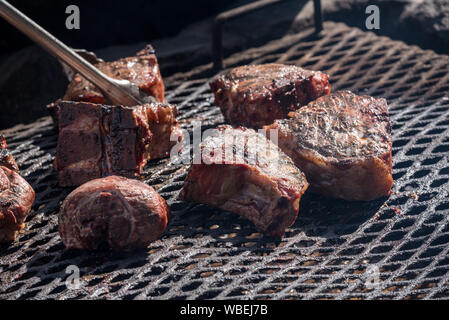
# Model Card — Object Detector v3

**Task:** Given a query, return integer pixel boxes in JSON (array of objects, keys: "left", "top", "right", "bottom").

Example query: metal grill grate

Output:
[{"left": 1, "top": 22, "right": 449, "bottom": 300}]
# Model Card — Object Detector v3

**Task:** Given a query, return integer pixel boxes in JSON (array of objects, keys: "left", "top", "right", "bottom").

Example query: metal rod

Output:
[
  {"left": 313, "top": 0, "right": 323, "bottom": 33},
  {"left": 211, "top": 0, "right": 325, "bottom": 70},
  {"left": 0, "top": 0, "right": 145, "bottom": 106},
  {"left": 212, "top": 0, "right": 283, "bottom": 70}
]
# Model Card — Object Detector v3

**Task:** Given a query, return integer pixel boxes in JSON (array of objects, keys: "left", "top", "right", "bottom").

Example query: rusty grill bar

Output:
[{"left": 1, "top": 22, "right": 449, "bottom": 300}]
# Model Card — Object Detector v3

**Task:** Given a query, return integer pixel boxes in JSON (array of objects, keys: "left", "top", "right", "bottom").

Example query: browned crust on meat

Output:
[
  {"left": 144, "top": 103, "right": 183, "bottom": 159},
  {"left": 55, "top": 101, "right": 152, "bottom": 187},
  {"left": 0, "top": 166, "right": 35, "bottom": 242},
  {"left": 179, "top": 125, "right": 309, "bottom": 237},
  {"left": 286, "top": 148, "right": 392, "bottom": 200},
  {"left": 0, "top": 135, "right": 18, "bottom": 172},
  {"left": 209, "top": 64, "right": 331, "bottom": 128},
  {"left": 58, "top": 175, "right": 170, "bottom": 251},
  {"left": 264, "top": 90, "right": 393, "bottom": 201},
  {"left": 63, "top": 45, "right": 165, "bottom": 105}
]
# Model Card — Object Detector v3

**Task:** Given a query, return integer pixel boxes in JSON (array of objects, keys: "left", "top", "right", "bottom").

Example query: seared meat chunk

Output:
[
  {"left": 264, "top": 90, "right": 393, "bottom": 201},
  {"left": 145, "top": 102, "right": 183, "bottom": 159},
  {"left": 54, "top": 100, "right": 182, "bottom": 186},
  {"left": 0, "top": 136, "right": 35, "bottom": 241},
  {"left": 0, "top": 135, "right": 18, "bottom": 171},
  {"left": 55, "top": 101, "right": 152, "bottom": 187},
  {"left": 58, "top": 176, "right": 170, "bottom": 251},
  {"left": 63, "top": 45, "right": 165, "bottom": 104},
  {"left": 209, "top": 64, "right": 331, "bottom": 128},
  {"left": 0, "top": 166, "right": 35, "bottom": 242},
  {"left": 179, "top": 125, "right": 309, "bottom": 237}
]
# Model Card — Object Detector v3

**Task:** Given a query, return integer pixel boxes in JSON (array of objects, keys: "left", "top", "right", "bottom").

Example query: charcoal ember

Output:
[
  {"left": 0, "top": 166, "right": 35, "bottom": 242},
  {"left": 58, "top": 175, "right": 170, "bottom": 251},
  {"left": 54, "top": 101, "right": 152, "bottom": 187},
  {"left": 179, "top": 125, "right": 309, "bottom": 237},
  {"left": 209, "top": 63, "right": 331, "bottom": 128},
  {"left": 264, "top": 90, "right": 393, "bottom": 201},
  {"left": 0, "top": 135, "right": 18, "bottom": 172}
]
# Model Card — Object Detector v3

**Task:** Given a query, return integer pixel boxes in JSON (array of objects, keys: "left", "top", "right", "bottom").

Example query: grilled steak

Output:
[
  {"left": 58, "top": 175, "right": 170, "bottom": 251},
  {"left": 209, "top": 63, "right": 331, "bottom": 128},
  {"left": 179, "top": 125, "right": 309, "bottom": 237},
  {"left": 54, "top": 100, "right": 182, "bottom": 186},
  {"left": 0, "top": 135, "right": 18, "bottom": 171},
  {"left": 47, "top": 45, "right": 165, "bottom": 124},
  {"left": 264, "top": 90, "right": 393, "bottom": 201},
  {"left": 55, "top": 101, "right": 152, "bottom": 187},
  {"left": 0, "top": 166, "right": 35, "bottom": 242},
  {"left": 62, "top": 44, "right": 165, "bottom": 104},
  {"left": 146, "top": 103, "right": 183, "bottom": 159}
]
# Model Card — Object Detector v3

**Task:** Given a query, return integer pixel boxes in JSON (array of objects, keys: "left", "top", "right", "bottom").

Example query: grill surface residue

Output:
[{"left": 1, "top": 22, "right": 449, "bottom": 300}]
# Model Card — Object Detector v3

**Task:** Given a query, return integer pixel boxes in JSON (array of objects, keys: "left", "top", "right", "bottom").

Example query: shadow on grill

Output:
[{"left": 294, "top": 194, "right": 387, "bottom": 238}]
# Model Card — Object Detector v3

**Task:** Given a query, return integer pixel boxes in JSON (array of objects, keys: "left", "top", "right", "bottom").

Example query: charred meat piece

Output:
[
  {"left": 54, "top": 100, "right": 182, "bottom": 186},
  {"left": 179, "top": 125, "right": 309, "bottom": 237},
  {"left": 58, "top": 175, "right": 170, "bottom": 251},
  {"left": 145, "top": 102, "right": 183, "bottom": 159},
  {"left": 63, "top": 44, "right": 165, "bottom": 104},
  {"left": 264, "top": 90, "right": 393, "bottom": 201},
  {"left": 55, "top": 101, "right": 152, "bottom": 187},
  {"left": 0, "top": 166, "right": 35, "bottom": 242},
  {"left": 209, "top": 64, "right": 331, "bottom": 128},
  {"left": 0, "top": 135, "right": 18, "bottom": 171}
]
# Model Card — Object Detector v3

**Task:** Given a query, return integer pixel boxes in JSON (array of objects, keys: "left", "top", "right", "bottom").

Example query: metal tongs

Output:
[{"left": 0, "top": 0, "right": 155, "bottom": 106}]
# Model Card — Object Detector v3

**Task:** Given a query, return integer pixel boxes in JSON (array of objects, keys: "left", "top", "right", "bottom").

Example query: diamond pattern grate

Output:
[{"left": 0, "top": 22, "right": 449, "bottom": 300}]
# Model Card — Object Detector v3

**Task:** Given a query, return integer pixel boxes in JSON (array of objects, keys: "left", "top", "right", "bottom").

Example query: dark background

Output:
[
  {"left": 0, "top": 0, "right": 237, "bottom": 57},
  {"left": 0, "top": 0, "right": 448, "bottom": 130},
  {"left": 0, "top": 0, "right": 244, "bottom": 129}
]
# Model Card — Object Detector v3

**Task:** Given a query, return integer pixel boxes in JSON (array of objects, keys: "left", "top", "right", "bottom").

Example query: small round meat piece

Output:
[
  {"left": 0, "top": 166, "right": 35, "bottom": 242},
  {"left": 58, "top": 176, "right": 170, "bottom": 251}
]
